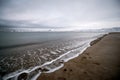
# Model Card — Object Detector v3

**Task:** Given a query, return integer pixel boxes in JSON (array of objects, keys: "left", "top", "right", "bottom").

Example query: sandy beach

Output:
[{"left": 37, "top": 32, "right": 120, "bottom": 80}]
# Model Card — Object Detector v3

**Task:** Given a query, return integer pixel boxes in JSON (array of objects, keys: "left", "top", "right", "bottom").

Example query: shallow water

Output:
[{"left": 0, "top": 32, "right": 104, "bottom": 80}]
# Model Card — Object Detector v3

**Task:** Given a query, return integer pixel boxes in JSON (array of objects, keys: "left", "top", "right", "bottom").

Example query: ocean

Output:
[{"left": 0, "top": 32, "right": 105, "bottom": 80}]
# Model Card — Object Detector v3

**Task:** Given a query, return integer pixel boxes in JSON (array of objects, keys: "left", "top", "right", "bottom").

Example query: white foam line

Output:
[
  {"left": 45, "top": 64, "right": 64, "bottom": 73},
  {"left": 63, "top": 43, "right": 90, "bottom": 62},
  {"left": 30, "top": 72, "right": 41, "bottom": 80}
]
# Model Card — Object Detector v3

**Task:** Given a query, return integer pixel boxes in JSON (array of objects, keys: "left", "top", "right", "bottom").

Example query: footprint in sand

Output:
[
  {"left": 70, "top": 69, "right": 72, "bottom": 72},
  {"left": 93, "top": 62, "right": 100, "bottom": 65},
  {"left": 63, "top": 69, "right": 67, "bottom": 72},
  {"left": 63, "top": 68, "right": 73, "bottom": 72}
]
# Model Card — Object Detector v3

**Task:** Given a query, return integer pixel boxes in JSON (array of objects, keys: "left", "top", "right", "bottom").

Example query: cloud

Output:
[{"left": 0, "top": 0, "right": 120, "bottom": 30}]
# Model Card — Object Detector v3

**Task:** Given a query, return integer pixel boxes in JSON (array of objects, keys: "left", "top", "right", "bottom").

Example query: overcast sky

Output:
[{"left": 0, "top": 0, "right": 120, "bottom": 30}]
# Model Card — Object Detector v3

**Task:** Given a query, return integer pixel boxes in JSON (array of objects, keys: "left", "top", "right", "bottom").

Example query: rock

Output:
[
  {"left": 59, "top": 60, "right": 64, "bottom": 64},
  {"left": 17, "top": 73, "right": 28, "bottom": 80}
]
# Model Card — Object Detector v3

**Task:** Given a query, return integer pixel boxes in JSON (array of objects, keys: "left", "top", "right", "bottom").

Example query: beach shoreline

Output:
[
  {"left": 1, "top": 32, "right": 105, "bottom": 80},
  {"left": 37, "top": 32, "right": 120, "bottom": 80}
]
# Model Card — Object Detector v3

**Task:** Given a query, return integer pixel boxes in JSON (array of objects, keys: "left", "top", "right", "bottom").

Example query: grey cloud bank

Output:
[{"left": 0, "top": 0, "right": 120, "bottom": 30}]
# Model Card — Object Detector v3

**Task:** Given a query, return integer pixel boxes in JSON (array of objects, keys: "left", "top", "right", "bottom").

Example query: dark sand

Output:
[{"left": 37, "top": 32, "right": 120, "bottom": 80}]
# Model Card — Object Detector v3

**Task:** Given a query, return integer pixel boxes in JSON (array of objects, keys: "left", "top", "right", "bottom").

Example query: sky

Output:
[{"left": 0, "top": 0, "right": 120, "bottom": 31}]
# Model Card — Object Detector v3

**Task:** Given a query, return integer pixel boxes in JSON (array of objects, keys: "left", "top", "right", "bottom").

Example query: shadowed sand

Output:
[{"left": 37, "top": 32, "right": 120, "bottom": 80}]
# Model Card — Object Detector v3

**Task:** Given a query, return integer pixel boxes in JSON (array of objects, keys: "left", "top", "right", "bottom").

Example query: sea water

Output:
[{"left": 0, "top": 32, "right": 105, "bottom": 80}]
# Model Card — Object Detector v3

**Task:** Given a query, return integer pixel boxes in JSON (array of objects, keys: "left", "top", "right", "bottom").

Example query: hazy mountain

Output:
[{"left": 0, "top": 23, "right": 120, "bottom": 32}]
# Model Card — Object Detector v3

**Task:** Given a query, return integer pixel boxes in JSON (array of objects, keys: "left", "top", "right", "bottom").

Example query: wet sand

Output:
[{"left": 37, "top": 32, "right": 120, "bottom": 80}]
